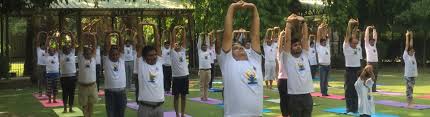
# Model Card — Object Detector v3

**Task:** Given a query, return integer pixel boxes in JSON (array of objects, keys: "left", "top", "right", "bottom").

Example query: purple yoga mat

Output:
[
  {"left": 189, "top": 97, "right": 223, "bottom": 105},
  {"left": 376, "top": 90, "right": 404, "bottom": 96},
  {"left": 127, "top": 102, "right": 139, "bottom": 110},
  {"left": 32, "top": 93, "right": 49, "bottom": 100},
  {"left": 163, "top": 111, "right": 191, "bottom": 117},
  {"left": 375, "top": 100, "right": 430, "bottom": 110}
]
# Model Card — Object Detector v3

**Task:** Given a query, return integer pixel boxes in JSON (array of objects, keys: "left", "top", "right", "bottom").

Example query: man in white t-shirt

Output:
[
  {"left": 135, "top": 24, "right": 165, "bottom": 117},
  {"left": 364, "top": 26, "right": 379, "bottom": 92},
  {"left": 219, "top": 2, "right": 263, "bottom": 117},
  {"left": 124, "top": 39, "right": 135, "bottom": 89},
  {"left": 403, "top": 30, "right": 418, "bottom": 108},
  {"left": 103, "top": 32, "right": 127, "bottom": 117},
  {"left": 316, "top": 23, "right": 331, "bottom": 96},
  {"left": 208, "top": 31, "right": 217, "bottom": 89},
  {"left": 308, "top": 36, "right": 319, "bottom": 79},
  {"left": 263, "top": 28, "right": 277, "bottom": 89},
  {"left": 197, "top": 34, "right": 212, "bottom": 101},
  {"left": 45, "top": 37, "right": 60, "bottom": 104},
  {"left": 284, "top": 13, "right": 314, "bottom": 117},
  {"left": 59, "top": 33, "right": 78, "bottom": 113},
  {"left": 161, "top": 41, "right": 173, "bottom": 94},
  {"left": 277, "top": 30, "right": 290, "bottom": 117},
  {"left": 170, "top": 26, "right": 190, "bottom": 117},
  {"left": 35, "top": 31, "right": 48, "bottom": 97},
  {"left": 95, "top": 46, "right": 102, "bottom": 92},
  {"left": 78, "top": 32, "right": 98, "bottom": 117},
  {"left": 343, "top": 19, "right": 361, "bottom": 114}
]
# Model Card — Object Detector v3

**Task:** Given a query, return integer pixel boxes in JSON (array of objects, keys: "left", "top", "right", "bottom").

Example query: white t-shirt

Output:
[
  {"left": 170, "top": 48, "right": 189, "bottom": 77},
  {"left": 210, "top": 46, "right": 216, "bottom": 64},
  {"left": 355, "top": 78, "right": 375, "bottom": 115},
  {"left": 317, "top": 42, "right": 331, "bottom": 65},
  {"left": 277, "top": 52, "right": 288, "bottom": 79},
  {"left": 137, "top": 57, "right": 165, "bottom": 102},
  {"left": 78, "top": 53, "right": 97, "bottom": 84},
  {"left": 219, "top": 50, "right": 263, "bottom": 117},
  {"left": 60, "top": 49, "right": 76, "bottom": 76},
  {"left": 264, "top": 44, "right": 277, "bottom": 63},
  {"left": 161, "top": 47, "right": 172, "bottom": 66},
  {"left": 133, "top": 53, "right": 138, "bottom": 74},
  {"left": 365, "top": 42, "right": 378, "bottom": 62},
  {"left": 343, "top": 42, "right": 361, "bottom": 67},
  {"left": 124, "top": 45, "right": 135, "bottom": 62},
  {"left": 308, "top": 47, "right": 318, "bottom": 65},
  {"left": 37, "top": 47, "right": 47, "bottom": 65},
  {"left": 198, "top": 50, "right": 212, "bottom": 69},
  {"left": 103, "top": 56, "right": 126, "bottom": 89},
  {"left": 45, "top": 53, "right": 60, "bottom": 73},
  {"left": 96, "top": 46, "right": 101, "bottom": 64},
  {"left": 403, "top": 51, "right": 418, "bottom": 77},
  {"left": 286, "top": 50, "right": 314, "bottom": 94}
]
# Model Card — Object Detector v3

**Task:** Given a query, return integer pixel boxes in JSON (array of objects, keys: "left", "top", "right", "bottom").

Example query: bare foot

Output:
[{"left": 407, "top": 104, "right": 415, "bottom": 108}]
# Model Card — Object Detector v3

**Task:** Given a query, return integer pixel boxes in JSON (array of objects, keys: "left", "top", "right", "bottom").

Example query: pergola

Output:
[{"left": 0, "top": 0, "right": 197, "bottom": 77}]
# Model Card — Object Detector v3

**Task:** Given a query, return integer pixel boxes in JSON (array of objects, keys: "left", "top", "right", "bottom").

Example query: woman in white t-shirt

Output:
[
  {"left": 36, "top": 31, "right": 48, "bottom": 97},
  {"left": 45, "top": 34, "right": 60, "bottom": 104},
  {"left": 404, "top": 30, "right": 418, "bottom": 108},
  {"left": 263, "top": 28, "right": 277, "bottom": 89},
  {"left": 219, "top": 1, "right": 263, "bottom": 117},
  {"left": 59, "top": 32, "right": 78, "bottom": 113},
  {"left": 355, "top": 65, "right": 375, "bottom": 117},
  {"left": 136, "top": 23, "right": 165, "bottom": 117}
]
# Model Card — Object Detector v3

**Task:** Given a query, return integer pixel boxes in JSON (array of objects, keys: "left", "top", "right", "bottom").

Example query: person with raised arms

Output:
[
  {"left": 35, "top": 31, "right": 48, "bottom": 97},
  {"left": 364, "top": 26, "right": 379, "bottom": 92},
  {"left": 219, "top": 1, "right": 263, "bottom": 116},
  {"left": 45, "top": 32, "right": 60, "bottom": 104},
  {"left": 58, "top": 32, "right": 78, "bottom": 113},
  {"left": 277, "top": 30, "right": 290, "bottom": 117},
  {"left": 316, "top": 23, "right": 331, "bottom": 96},
  {"left": 78, "top": 32, "right": 98, "bottom": 117},
  {"left": 197, "top": 33, "right": 212, "bottom": 101},
  {"left": 263, "top": 28, "right": 277, "bottom": 89},
  {"left": 403, "top": 30, "right": 418, "bottom": 108}
]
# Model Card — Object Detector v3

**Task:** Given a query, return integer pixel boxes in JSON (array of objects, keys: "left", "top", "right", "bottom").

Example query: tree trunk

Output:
[{"left": 29, "top": 15, "right": 41, "bottom": 83}]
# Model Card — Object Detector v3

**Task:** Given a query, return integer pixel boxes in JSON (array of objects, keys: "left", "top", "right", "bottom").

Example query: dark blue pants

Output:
[
  {"left": 345, "top": 67, "right": 359, "bottom": 113},
  {"left": 105, "top": 89, "right": 126, "bottom": 117},
  {"left": 319, "top": 65, "right": 330, "bottom": 95}
]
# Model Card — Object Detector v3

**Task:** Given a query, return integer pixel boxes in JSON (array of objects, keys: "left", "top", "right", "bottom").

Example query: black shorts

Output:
[{"left": 172, "top": 75, "right": 189, "bottom": 95}]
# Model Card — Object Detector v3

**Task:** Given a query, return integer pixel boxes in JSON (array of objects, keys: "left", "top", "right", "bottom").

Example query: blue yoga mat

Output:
[
  {"left": 209, "top": 88, "right": 223, "bottom": 92},
  {"left": 324, "top": 107, "right": 399, "bottom": 117},
  {"left": 216, "top": 104, "right": 272, "bottom": 113}
]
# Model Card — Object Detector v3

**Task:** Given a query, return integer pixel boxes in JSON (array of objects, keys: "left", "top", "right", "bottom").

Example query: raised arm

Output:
[
  {"left": 285, "top": 23, "right": 292, "bottom": 53},
  {"left": 264, "top": 28, "right": 273, "bottom": 46},
  {"left": 215, "top": 30, "right": 223, "bottom": 54},
  {"left": 197, "top": 33, "right": 203, "bottom": 50},
  {"left": 171, "top": 26, "right": 179, "bottom": 49},
  {"left": 104, "top": 32, "right": 113, "bottom": 56},
  {"left": 364, "top": 26, "right": 371, "bottom": 44},
  {"left": 222, "top": 2, "right": 242, "bottom": 53},
  {"left": 247, "top": 3, "right": 261, "bottom": 53},
  {"left": 301, "top": 22, "right": 309, "bottom": 51},
  {"left": 118, "top": 31, "right": 124, "bottom": 54},
  {"left": 91, "top": 33, "right": 97, "bottom": 57},
  {"left": 345, "top": 19, "right": 357, "bottom": 44},
  {"left": 373, "top": 27, "right": 378, "bottom": 43},
  {"left": 36, "top": 31, "right": 47, "bottom": 48},
  {"left": 278, "top": 30, "right": 286, "bottom": 53},
  {"left": 154, "top": 25, "right": 161, "bottom": 56},
  {"left": 181, "top": 27, "right": 187, "bottom": 49}
]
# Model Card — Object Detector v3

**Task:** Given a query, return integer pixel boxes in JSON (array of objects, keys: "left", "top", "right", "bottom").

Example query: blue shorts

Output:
[{"left": 46, "top": 73, "right": 60, "bottom": 79}]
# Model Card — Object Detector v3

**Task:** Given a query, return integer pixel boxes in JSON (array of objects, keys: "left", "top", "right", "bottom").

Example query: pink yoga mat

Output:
[
  {"left": 417, "top": 95, "right": 430, "bottom": 99},
  {"left": 98, "top": 90, "right": 105, "bottom": 96},
  {"left": 263, "top": 96, "right": 270, "bottom": 98},
  {"left": 127, "top": 102, "right": 138, "bottom": 110},
  {"left": 163, "top": 112, "right": 191, "bottom": 117},
  {"left": 189, "top": 98, "right": 223, "bottom": 105},
  {"left": 311, "top": 92, "right": 345, "bottom": 100},
  {"left": 376, "top": 90, "right": 404, "bottom": 96},
  {"left": 375, "top": 100, "right": 430, "bottom": 110},
  {"left": 32, "top": 93, "right": 49, "bottom": 100},
  {"left": 39, "top": 99, "right": 64, "bottom": 108}
]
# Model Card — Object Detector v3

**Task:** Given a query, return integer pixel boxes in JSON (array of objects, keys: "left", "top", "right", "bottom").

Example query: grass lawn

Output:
[{"left": 0, "top": 67, "right": 429, "bottom": 117}]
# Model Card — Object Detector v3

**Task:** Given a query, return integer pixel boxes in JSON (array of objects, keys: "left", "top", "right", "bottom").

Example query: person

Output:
[
  {"left": 133, "top": 31, "right": 142, "bottom": 102},
  {"left": 59, "top": 32, "right": 78, "bottom": 113},
  {"left": 403, "top": 30, "right": 418, "bottom": 108},
  {"left": 197, "top": 33, "right": 212, "bottom": 101},
  {"left": 208, "top": 31, "right": 217, "bottom": 89},
  {"left": 219, "top": 1, "right": 263, "bottom": 116},
  {"left": 277, "top": 30, "right": 289, "bottom": 117},
  {"left": 170, "top": 26, "right": 189, "bottom": 117},
  {"left": 45, "top": 34, "right": 60, "bottom": 104},
  {"left": 161, "top": 30, "right": 173, "bottom": 94},
  {"left": 308, "top": 35, "right": 318, "bottom": 80},
  {"left": 78, "top": 32, "right": 98, "bottom": 117},
  {"left": 316, "top": 23, "right": 331, "bottom": 96},
  {"left": 364, "top": 26, "right": 379, "bottom": 92},
  {"left": 124, "top": 29, "right": 136, "bottom": 90},
  {"left": 284, "top": 13, "right": 314, "bottom": 117},
  {"left": 35, "top": 31, "right": 48, "bottom": 97},
  {"left": 103, "top": 31, "right": 127, "bottom": 117},
  {"left": 263, "top": 28, "right": 277, "bottom": 89},
  {"left": 96, "top": 45, "right": 102, "bottom": 92},
  {"left": 136, "top": 23, "right": 165, "bottom": 117},
  {"left": 355, "top": 65, "right": 375, "bottom": 117},
  {"left": 343, "top": 18, "right": 361, "bottom": 115}
]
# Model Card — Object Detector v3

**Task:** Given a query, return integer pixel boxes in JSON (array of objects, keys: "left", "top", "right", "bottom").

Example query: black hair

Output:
[
  {"left": 142, "top": 45, "right": 157, "bottom": 57},
  {"left": 110, "top": 45, "right": 120, "bottom": 53},
  {"left": 407, "top": 47, "right": 414, "bottom": 52},
  {"left": 288, "top": 0, "right": 301, "bottom": 14},
  {"left": 164, "top": 41, "right": 170, "bottom": 45}
]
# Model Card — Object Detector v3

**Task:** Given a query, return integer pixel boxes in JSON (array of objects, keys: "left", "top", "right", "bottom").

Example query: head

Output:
[
  {"left": 48, "top": 48, "right": 56, "bottom": 56},
  {"left": 244, "top": 42, "right": 251, "bottom": 49},
  {"left": 125, "top": 40, "right": 133, "bottom": 47},
  {"left": 266, "top": 39, "right": 273, "bottom": 46},
  {"left": 288, "top": 0, "right": 301, "bottom": 14},
  {"left": 407, "top": 47, "right": 415, "bottom": 56},
  {"left": 174, "top": 42, "right": 182, "bottom": 50},
  {"left": 109, "top": 45, "right": 121, "bottom": 62},
  {"left": 349, "top": 31, "right": 359, "bottom": 49},
  {"left": 201, "top": 43, "right": 208, "bottom": 51},
  {"left": 320, "top": 38, "right": 327, "bottom": 46},
  {"left": 62, "top": 45, "right": 72, "bottom": 55},
  {"left": 83, "top": 47, "right": 93, "bottom": 60},
  {"left": 164, "top": 41, "right": 170, "bottom": 49},
  {"left": 359, "top": 65, "right": 374, "bottom": 80},
  {"left": 368, "top": 28, "right": 376, "bottom": 46},
  {"left": 291, "top": 38, "right": 302, "bottom": 57},
  {"left": 142, "top": 46, "right": 158, "bottom": 65},
  {"left": 232, "top": 43, "right": 248, "bottom": 61}
]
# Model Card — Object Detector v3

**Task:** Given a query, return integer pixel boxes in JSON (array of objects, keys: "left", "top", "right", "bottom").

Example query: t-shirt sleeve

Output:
[
  {"left": 219, "top": 50, "right": 232, "bottom": 67},
  {"left": 402, "top": 50, "right": 408, "bottom": 60},
  {"left": 277, "top": 52, "right": 287, "bottom": 65},
  {"left": 249, "top": 49, "right": 262, "bottom": 64}
]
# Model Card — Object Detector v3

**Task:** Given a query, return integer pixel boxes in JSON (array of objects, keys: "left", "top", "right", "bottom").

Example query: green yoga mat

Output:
[{"left": 53, "top": 107, "right": 83, "bottom": 117}]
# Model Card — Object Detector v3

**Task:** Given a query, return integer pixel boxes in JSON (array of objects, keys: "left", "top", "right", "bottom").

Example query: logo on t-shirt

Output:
[
  {"left": 149, "top": 68, "right": 158, "bottom": 83},
  {"left": 205, "top": 56, "right": 208, "bottom": 60},
  {"left": 312, "top": 50, "right": 315, "bottom": 53},
  {"left": 51, "top": 60, "right": 55, "bottom": 64},
  {"left": 325, "top": 51, "right": 329, "bottom": 55},
  {"left": 127, "top": 50, "right": 130, "bottom": 54},
  {"left": 167, "top": 52, "right": 170, "bottom": 55},
  {"left": 66, "top": 57, "right": 70, "bottom": 62},
  {"left": 245, "top": 67, "right": 257, "bottom": 85},
  {"left": 412, "top": 60, "right": 415, "bottom": 65},
  {"left": 113, "top": 63, "right": 118, "bottom": 71},
  {"left": 373, "top": 49, "right": 376, "bottom": 53},
  {"left": 353, "top": 50, "right": 358, "bottom": 55},
  {"left": 179, "top": 57, "right": 184, "bottom": 62}
]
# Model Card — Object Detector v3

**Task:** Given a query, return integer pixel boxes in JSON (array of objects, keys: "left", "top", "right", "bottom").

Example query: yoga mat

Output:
[
  {"left": 216, "top": 103, "right": 271, "bottom": 113},
  {"left": 98, "top": 90, "right": 105, "bottom": 96},
  {"left": 212, "top": 81, "right": 223, "bottom": 84},
  {"left": 165, "top": 93, "right": 173, "bottom": 96},
  {"left": 263, "top": 96, "right": 270, "bottom": 98},
  {"left": 376, "top": 90, "right": 404, "bottom": 96},
  {"left": 189, "top": 98, "right": 223, "bottom": 105},
  {"left": 163, "top": 111, "right": 191, "bottom": 117},
  {"left": 209, "top": 88, "right": 223, "bottom": 92},
  {"left": 375, "top": 100, "right": 430, "bottom": 110},
  {"left": 189, "top": 89, "right": 200, "bottom": 92},
  {"left": 32, "top": 93, "right": 49, "bottom": 100},
  {"left": 417, "top": 95, "right": 430, "bottom": 99},
  {"left": 39, "top": 100, "right": 64, "bottom": 108},
  {"left": 126, "top": 102, "right": 138, "bottom": 110},
  {"left": 311, "top": 92, "right": 345, "bottom": 100},
  {"left": 266, "top": 99, "right": 280, "bottom": 103},
  {"left": 52, "top": 107, "right": 83, "bottom": 117},
  {"left": 324, "top": 107, "right": 399, "bottom": 117}
]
